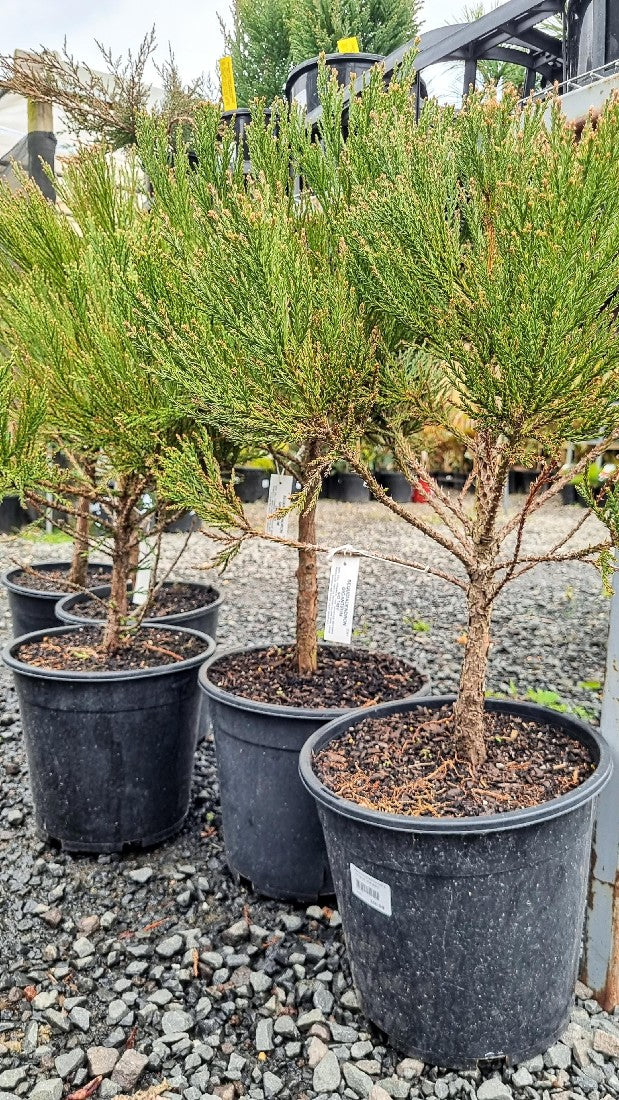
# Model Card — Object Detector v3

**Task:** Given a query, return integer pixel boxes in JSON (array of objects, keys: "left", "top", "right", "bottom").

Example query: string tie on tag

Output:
[{"left": 327, "top": 543, "right": 360, "bottom": 561}]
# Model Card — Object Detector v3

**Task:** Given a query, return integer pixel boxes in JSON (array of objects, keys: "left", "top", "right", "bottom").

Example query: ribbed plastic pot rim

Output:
[
  {"left": 199, "top": 642, "right": 430, "bottom": 721},
  {"left": 2, "top": 623, "right": 215, "bottom": 683},
  {"left": 286, "top": 52, "right": 385, "bottom": 86},
  {"left": 221, "top": 108, "right": 252, "bottom": 121},
  {"left": 55, "top": 581, "right": 223, "bottom": 627},
  {"left": 299, "top": 695, "right": 613, "bottom": 835},
  {"left": 1, "top": 562, "right": 111, "bottom": 601}
]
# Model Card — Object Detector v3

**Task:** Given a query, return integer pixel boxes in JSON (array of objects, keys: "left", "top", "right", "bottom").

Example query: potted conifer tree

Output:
[
  {"left": 0, "top": 150, "right": 223, "bottom": 642},
  {"left": 0, "top": 149, "right": 217, "bottom": 852},
  {"left": 293, "top": 82, "right": 619, "bottom": 1065},
  {"left": 0, "top": 170, "right": 114, "bottom": 635},
  {"left": 137, "top": 104, "right": 428, "bottom": 900}
]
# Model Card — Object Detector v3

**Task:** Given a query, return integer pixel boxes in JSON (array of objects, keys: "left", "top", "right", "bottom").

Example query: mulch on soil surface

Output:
[
  {"left": 14, "top": 626, "right": 207, "bottom": 672},
  {"left": 208, "top": 644, "right": 424, "bottom": 708},
  {"left": 8, "top": 565, "right": 111, "bottom": 593},
  {"left": 314, "top": 704, "right": 595, "bottom": 818},
  {"left": 67, "top": 582, "right": 220, "bottom": 619}
]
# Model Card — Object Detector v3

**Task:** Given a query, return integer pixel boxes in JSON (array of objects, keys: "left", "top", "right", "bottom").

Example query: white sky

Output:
[{"left": 3, "top": 0, "right": 466, "bottom": 93}]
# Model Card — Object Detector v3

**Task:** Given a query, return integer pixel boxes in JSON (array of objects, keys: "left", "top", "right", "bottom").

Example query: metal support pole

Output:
[
  {"left": 581, "top": 557, "right": 619, "bottom": 1011},
  {"left": 463, "top": 57, "right": 478, "bottom": 98}
]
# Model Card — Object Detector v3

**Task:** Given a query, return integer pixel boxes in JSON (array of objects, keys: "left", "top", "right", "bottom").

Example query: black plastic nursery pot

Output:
[
  {"left": 508, "top": 467, "right": 540, "bottom": 494},
  {"left": 221, "top": 109, "right": 273, "bottom": 170},
  {"left": 286, "top": 53, "right": 384, "bottom": 112},
  {"left": 320, "top": 474, "right": 335, "bottom": 498},
  {"left": 2, "top": 624, "right": 215, "bottom": 852},
  {"left": 330, "top": 472, "right": 370, "bottom": 503},
  {"left": 431, "top": 471, "right": 468, "bottom": 491},
  {"left": 1, "top": 562, "right": 113, "bottom": 640},
  {"left": 376, "top": 471, "right": 412, "bottom": 503},
  {"left": 164, "top": 509, "right": 202, "bottom": 533},
  {"left": 561, "top": 484, "right": 585, "bottom": 506},
  {"left": 55, "top": 579, "right": 223, "bottom": 642},
  {"left": 0, "top": 495, "right": 35, "bottom": 534},
  {"left": 299, "top": 695, "right": 612, "bottom": 1069},
  {"left": 235, "top": 467, "right": 271, "bottom": 503},
  {"left": 221, "top": 108, "right": 253, "bottom": 162},
  {"left": 200, "top": 646, "right": 430, "bottom": 902}
]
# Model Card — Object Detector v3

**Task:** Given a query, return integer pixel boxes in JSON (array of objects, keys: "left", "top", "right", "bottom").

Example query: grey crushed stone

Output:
[{"left": 0, "top": 506, "right": 618, "bottom": 1098}]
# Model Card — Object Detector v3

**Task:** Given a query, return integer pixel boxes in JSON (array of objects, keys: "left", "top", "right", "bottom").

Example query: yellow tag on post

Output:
[
  {"left": 218, "top": 56, "right": 237, "bottom": 112},
  {"left": 337, "top": 36, "right": 360, "bottom": 53}
]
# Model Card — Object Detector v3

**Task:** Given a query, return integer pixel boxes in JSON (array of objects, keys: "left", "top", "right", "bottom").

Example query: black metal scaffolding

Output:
[{"left": 384, "top": 0, "right": 565, "bottom": 98}]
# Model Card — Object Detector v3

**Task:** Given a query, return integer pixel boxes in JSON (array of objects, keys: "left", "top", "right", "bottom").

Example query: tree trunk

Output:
[
  {"left": 296, "top": 496, "right": 318, "bottom": 676},
  {"left": 101, "top": 496, "right": 134, "bottom": 655},
  {"left": 67, "top": 492, "right": 91, "bottom": 588},
  {"left": 453, "top": 577, "right": 492, "bottom": 770}
]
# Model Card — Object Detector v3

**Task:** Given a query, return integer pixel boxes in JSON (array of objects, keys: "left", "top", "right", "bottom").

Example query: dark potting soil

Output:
[
  {"left": 14, "top": 626, "right": 207, "bottom": 672},
  {"left": 314, "top": 704, "right": 595, "bottom": 818},
  {"left": 208, "top": 645, "right": 424, "bottom": 709},
  {"left": 9, "top": 565, "right": 112, "bottom": 594},
  {"left": 67, "top": 582, "right": 219, "bottom": 619}
]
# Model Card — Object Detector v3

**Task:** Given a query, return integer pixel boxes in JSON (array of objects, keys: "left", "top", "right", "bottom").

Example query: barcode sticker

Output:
[
  {"left": 324, "top": 555, "right": 359, "bottom": 644},
  {"left": 265, "top": 474, "right": 294, "bottom": 537},
  {"left": 350, "top": 863, "right": 392, "bottom": 916}
]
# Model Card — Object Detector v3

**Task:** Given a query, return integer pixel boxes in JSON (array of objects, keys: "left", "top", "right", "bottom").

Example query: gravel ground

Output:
[{"left": 0, "top": 499, "right": 618, "bottom": 1100}]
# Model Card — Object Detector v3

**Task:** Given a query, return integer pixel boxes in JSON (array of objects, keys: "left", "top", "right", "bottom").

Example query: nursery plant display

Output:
[
  {"left": 294, "top": 75, "right": 619, "bottom": 1065},
  {"left": 220, "top": 0, "right": 421, "bottom": 105},
  {"left": 137, "top": 102, "right": 427, "bottom": 899},
  {"left": 0, "top": 150, "right": 217, "bottom": 852}
]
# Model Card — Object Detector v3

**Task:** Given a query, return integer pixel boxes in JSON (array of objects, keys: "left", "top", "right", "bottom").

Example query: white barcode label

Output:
[
  {"left": 350, "top": 863, "right": 392, "bottom": 916},
  {"left": 324, "top": 555, "right": 359, "bottom": 644},
  {"left": 265, "top": 474, "right": 294, "bottom": 537}
]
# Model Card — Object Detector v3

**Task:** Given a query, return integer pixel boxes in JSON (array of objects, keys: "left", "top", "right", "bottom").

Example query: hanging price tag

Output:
[
  {"left": 337, "top": 36, "right": 360, "bottom": 53},
  {"left": 265, "top": 474, "right": 294, "bottom": 537},
  {"left": 219, "top": 56, "right": 237, "bottom": 112},
  {"left": 324, "top": 554, "right": 360, "bottom": 644},
  {"left": 132, "top": 538, "right": 155, "bottom": 606}
]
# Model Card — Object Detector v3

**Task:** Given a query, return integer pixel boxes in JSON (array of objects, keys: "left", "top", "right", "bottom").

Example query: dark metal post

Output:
[{"left": 463, "top": 56, "right": 478, "bottom": 96}]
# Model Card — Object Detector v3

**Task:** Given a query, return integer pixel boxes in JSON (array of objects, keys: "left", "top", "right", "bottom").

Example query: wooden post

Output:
[{"left": 14, "top": 50, "right": 56, "bottom": 201}]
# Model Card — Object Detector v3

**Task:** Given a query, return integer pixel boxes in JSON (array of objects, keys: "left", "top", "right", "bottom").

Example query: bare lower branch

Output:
[
  {"left": 491, "top": 540, "right": 611, "bottom": 598},
  {"left": 499, "top": 440, "right": 611, "bottom": 542},
  {"left": 198, "top": 518, "right": 467, "bottom": 589},
  {"left": 345, "top": 453, "right": 474, "bottom": 568}
]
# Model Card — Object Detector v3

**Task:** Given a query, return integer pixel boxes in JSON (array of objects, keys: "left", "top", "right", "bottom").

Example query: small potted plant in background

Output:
[
  {"left": 370, "top": 445, "right": 413, "bottom": 502},
  {"left": 137, "top": 103, "right": 428, "bottom": 901},
  {"left": 290, "top": 79, "right": 619, "bottom": 1065},
  {"left": 0, "top": 173, "right": 115, "bottom": 635},
  {"left": 329, "top": 457, "right": 371, "bottom": 502},
  {"left": 0, "top": 149, "right": 218, "bottom": 853}
]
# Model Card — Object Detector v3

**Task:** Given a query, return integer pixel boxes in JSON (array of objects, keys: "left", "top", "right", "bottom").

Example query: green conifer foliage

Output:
[
  {"left": 0, "top": 150, "right": 204, "bottom": 652},
  {"left": 141, "top": 73, "right": 619, "bottom": 762},
  {"left": 219, "top": 0, "right": 420, "bottom": 105}
]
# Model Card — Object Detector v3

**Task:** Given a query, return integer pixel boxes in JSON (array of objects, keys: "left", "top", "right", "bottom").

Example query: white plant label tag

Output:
[
  {"left": 350, "top": 863, "right": 392, "bottom": 916},
  {"left": 265, "top": 474, "right": 294, "bottom": 538},
  {"left": 324, "top": 555, "right": 360, "bottom": 644},
  {"left": 132, "top": 538, "right": 154, "bottom": 606}
]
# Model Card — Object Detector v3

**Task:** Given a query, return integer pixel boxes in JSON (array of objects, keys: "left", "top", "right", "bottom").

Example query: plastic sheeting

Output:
[{"left": 0, "top": 130, "right": 56, "bottom": 199}]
